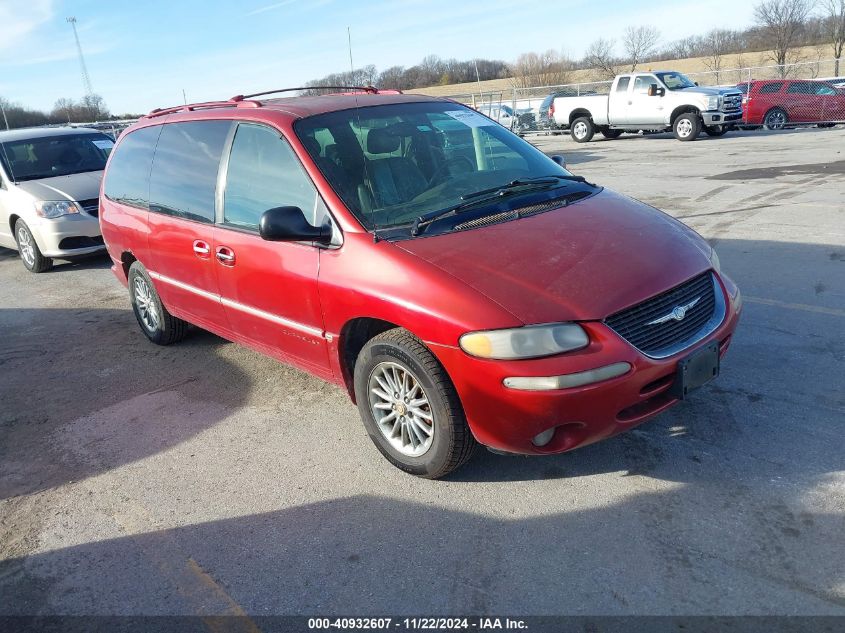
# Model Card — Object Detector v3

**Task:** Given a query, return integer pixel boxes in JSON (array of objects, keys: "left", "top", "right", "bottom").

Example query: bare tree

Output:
[
  {"left": 701, "top": 29, "right": 739, "bottom": 82},
  {"left": 509, "top": 50, "right": 574, "bottom": 88},
  {"left": 584, "top": 39, "right": 620, "bottom": 79},
  {"left": 754, "top": 0, "right": 813, "bottom": 77},
  {"left": 623, "top": 25, "right": 661, "bottom": 71},
  {"left": 821, "top": 0, "right": 845, "bottom": 75}
]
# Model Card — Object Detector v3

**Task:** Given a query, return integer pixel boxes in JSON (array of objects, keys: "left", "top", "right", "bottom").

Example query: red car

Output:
[
  {"left": 100, "top": 89, "right": 741, "bottom": 478},
  {"left": 739, "top": 79, "right": 845, "bottom": 129}
]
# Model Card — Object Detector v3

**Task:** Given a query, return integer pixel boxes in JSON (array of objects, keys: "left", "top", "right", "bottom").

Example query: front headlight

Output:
[
  {"left": 709, "top": 247, "right": 721, "bottom": 273},
  {"left": 707, "top": 96, "right": 720, "bottom": 110},
  {"left": 459, "top": 323, "right": 589, "bottom": 360},
  {"left": 34, "top": 200, "right": 81, "bottom": 219}
]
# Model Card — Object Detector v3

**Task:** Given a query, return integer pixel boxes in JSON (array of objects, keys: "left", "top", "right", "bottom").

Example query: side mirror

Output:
[
  {"left": 259, "top": 206, "right": 332, "bottom": 245},
  {"left": 648, "top": 84, "right": 665, "bottom": 97},
  {"left": 551, "top": 154, "right": 567, "bottom": 169}
]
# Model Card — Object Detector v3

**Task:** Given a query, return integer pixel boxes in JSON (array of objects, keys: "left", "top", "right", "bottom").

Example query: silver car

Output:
[{"left": 0, "top": 127, "right": 113, "bottom": 272}]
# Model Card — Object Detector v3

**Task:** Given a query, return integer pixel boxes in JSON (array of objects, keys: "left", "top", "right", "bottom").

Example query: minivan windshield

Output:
[
  {"left": 655, "top": 72, "right": 697, "bottom": 90},
  {"left": 0, "top": 133, "right": 114, "bottom": 182},
  {"left": 295, "top": 102, "right": 595, "bottom": 236}
]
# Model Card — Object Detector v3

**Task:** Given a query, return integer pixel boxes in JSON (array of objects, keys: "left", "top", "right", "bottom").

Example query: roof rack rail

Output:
[
  {"left": 144, "top": 99, "right": 260, "bottom": 119},
  {"left": 231, "top": 86, "right": 380, "bottom": 101}
]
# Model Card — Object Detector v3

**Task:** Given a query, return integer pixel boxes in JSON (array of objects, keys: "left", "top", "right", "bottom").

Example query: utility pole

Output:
[
  {"left": 67, "top": 17, "right": 94, "bottom": 97},
  {"left": 1, "top": 101, "right": 9, "bottom": 130}
]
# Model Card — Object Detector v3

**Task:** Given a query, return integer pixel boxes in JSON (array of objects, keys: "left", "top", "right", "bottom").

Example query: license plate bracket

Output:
[{"left": 670, "top": 341, "right": 720, "bottom": 400}]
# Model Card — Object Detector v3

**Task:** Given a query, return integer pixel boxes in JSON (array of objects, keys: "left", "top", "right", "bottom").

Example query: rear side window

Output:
[
  {"left": 149, "top": 120, "right": 231, "bottom": 223},
  {"left": 786, "top": 83, "right": 812, "bottom": 94},
  {"left": 616, "top": 77, "right": 631, "bottom": 92},
  {"left": 223, "top": 123, "right": 322, "bottom": 230},
  {"left": 104, "top": 126, "right": 162, "bottom": 209},
  {"left": 759, "top": 83, "right": 784, "bottom": 94}
]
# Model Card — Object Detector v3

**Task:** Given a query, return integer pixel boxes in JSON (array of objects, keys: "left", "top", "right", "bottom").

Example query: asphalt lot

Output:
[{"left": 1, "top": 126, "right": 843, "bottom": 618}]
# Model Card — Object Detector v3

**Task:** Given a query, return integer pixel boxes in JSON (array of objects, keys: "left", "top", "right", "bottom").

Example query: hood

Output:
[
  {"left": 679, "top": 85, "right": 741, "bottom": 97},
  {"left": 14, "top": 171, "right": 103, "bottom": 202},
  {"left": 395, "top": 189, "right": 713, "bottom": 324}
]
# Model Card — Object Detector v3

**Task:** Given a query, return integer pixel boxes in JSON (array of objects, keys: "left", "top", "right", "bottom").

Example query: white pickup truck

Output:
[{"left": 551, "top": 70, "right": 744, "bottom": 142}]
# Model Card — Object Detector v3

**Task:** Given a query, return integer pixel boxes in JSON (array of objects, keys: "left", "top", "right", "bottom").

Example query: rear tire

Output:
[
  {"left": 128, "top": 262, "right": 189, "bottom": 345},
  {"left": 600, "top": 128, "right": 623, "bottom": 139},
  {"left": 703, "top": 125, "right": 728, "bottom": 137},
  {"left": 14, "top": 219, "right": 53, "bottom": 273},
  {"left": 353, "top": 328, "right": 477, "bottom": 479},
  {"left": 673, "top": 113, "right": 701, "bottom": 141},
  {"left": 764, "top": 108, "right": 787, "bottom": 130},
  {"left": 570, "top": 117, "right": 595, "bottom": 143}
]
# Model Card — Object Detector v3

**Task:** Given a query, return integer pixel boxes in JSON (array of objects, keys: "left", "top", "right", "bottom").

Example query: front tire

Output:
[
  {"left": 353, "top": 328, "right": 477, "bottom": 479},
  {"left": 14, "top": 219, "right": 53, "bottom": 273},
  {"left": 128, "top": 262, "right": 189, "bottom": 345},
  {"left": 764, "top": 108, "right": 787, "bottom": 130},
  {"left": 703, "top": 125, "right": 728, "bottom": 137},
  {"left": 570, "top": 116, "right": 595, "bottom": 143},
  {"left": 673, "top": 113, "right": 702, "bottom": 141}
]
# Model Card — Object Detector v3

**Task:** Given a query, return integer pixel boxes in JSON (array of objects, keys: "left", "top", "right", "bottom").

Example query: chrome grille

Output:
[
  {"left": 721, "top": 93, "right": 742, "bottom": 112},
  {"left": 78, "top": 198, "right": 99, "bottom": 217},
  {"left": 605, "top": 272, "right": 724, "bottom": 358}
]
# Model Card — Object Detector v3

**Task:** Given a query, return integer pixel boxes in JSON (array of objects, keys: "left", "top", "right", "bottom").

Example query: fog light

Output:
[{"left": 532, "top": 427, "right": 556, "bottom": 447}]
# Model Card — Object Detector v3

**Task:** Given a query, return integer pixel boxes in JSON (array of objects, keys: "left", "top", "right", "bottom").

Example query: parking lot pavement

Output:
[{"left": 0, "top": 127, "right": 843, "bottom": 618}]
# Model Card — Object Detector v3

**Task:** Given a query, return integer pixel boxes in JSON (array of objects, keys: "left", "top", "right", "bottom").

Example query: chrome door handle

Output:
[
  {"left": 215, "top": 246, "right": 235, "bottom": 265},
  {"left": 193, "top": 240, "right": 210, "bottom": 257}
]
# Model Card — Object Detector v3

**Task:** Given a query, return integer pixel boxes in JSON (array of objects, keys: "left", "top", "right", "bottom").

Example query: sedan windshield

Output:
[
  {"left": 0, "top": 133, "right": 114, "bottom": 182},
  {"left": 655, "top": 72, "right": 697, "bottom": 90},
  {"left": 295, "top": 101, "right": 594, "bottom": 236}
]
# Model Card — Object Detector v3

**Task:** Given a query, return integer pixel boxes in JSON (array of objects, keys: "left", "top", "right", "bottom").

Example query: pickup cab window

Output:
[
  {"left": 616, "top": 77, "right": 631, "bottom": 92},
  {"left": 633, "top": 76, "right": 656, "bottom": 94}
]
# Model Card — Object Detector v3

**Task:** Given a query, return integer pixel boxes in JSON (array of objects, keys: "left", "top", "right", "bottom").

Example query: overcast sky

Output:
[{"left": 0, "top": 0, "right": 757, "bottom": 115}]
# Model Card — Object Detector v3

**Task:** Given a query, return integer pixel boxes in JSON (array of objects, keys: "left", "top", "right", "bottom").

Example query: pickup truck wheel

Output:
[
  {"left": 764, "top": 108, "right": 787, "bottom": 130},
  {"left": 128, "top": 262, "right": 190, "bottom": 345},
  {"left": 601, "top": 128, "right": 623, "bottom": 139},
  {"left": 570, "top": 117, "right": 594, "bottom": 143},
  {"left": 673, "top": 113, "right": 701, "bottom": 141},
  {"left": 354, "top": 328, "right": 477, "bottom": 479},
  {"left": 703, "top": 125, "right": 728, "bottom": 137}
]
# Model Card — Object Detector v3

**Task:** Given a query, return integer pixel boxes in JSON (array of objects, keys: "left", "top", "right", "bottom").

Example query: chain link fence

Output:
[{"left": 440, "top": 59, "right": 845, "bottom": 134}]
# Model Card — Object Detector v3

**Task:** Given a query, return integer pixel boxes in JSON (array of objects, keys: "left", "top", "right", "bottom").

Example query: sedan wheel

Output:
[
  {"left": 764, "top": 109, "right": 787, "bottom": 130},
  {"left": 368, "top": 361, "right": 434, "bottom": 457}
]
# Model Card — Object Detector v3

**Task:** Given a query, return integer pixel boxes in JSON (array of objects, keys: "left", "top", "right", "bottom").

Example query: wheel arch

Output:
[
  {"left": 569, "top": 109, "right": 593, "bottom": 125},
  {"left": 670, "top": 105, "right": 700, "bottom": 125},
  {"left": 338, "top": 317, "right": 402, "bottom": 402}
]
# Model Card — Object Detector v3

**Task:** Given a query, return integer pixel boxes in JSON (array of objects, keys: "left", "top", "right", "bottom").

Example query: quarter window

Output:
[
  {"left": 616, "top": 77, "right": 631, "bottom": 92},
  {"left": 104, "top": 126, "right": 162, "bottom": 209},
  {"left": 149, "top": 121, "right": 231, "bottom": 223},
  {"left": 223, "top": 123, "right": 323, "bottom": 230}
]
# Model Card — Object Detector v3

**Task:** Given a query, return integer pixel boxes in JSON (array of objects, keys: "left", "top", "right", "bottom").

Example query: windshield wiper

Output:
[
  {"left": 410, "top": 175, "right": 592, "bottom": 236},
  {"left": 459, "top": 175, "right": 587, "bottom": 201}
]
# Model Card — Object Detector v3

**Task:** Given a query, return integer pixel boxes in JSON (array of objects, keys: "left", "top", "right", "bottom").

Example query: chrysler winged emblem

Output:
[{"left": 646, "top": 296, "right": 701, "bottom": 325}]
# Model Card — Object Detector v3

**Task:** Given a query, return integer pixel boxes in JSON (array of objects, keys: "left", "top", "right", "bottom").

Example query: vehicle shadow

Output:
[
  {"left": 0, "top": 247, "right": 111, "bottom": 272},
  {"left": 1, "top": 489, "right": 843, "bottom": 616},
  {"left": 0, "top": 308, "right": 251, "bottom": 501}
]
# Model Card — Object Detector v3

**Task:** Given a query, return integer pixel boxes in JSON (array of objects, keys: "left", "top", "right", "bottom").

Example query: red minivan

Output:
[
  {"left": 739, "top": 79, "right": 845, "bottom": 128},
  {"left": 100, "top": 89, "right": 741, "bottom": 478}
]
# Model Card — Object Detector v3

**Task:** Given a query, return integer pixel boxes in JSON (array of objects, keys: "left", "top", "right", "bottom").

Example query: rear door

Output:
[
  {"left": 145, "top": 120, "right": 233, "bottom": 332},
  {"left": 784, "top": 82, "right": 822, "bottom": 123},
  {"left": 213, "top": 122, "right": 331, "bottom": 375},
  {"left": 607, "top": 76, "right": 631, "bottom": 124}
]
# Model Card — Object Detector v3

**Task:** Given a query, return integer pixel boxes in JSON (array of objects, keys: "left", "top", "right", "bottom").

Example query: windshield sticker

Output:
[
  {"left": 444, "top": 110, "right": 494, "bottom": 128},
  {"left": 92, "top": 139, "right": 115, "bottom": 150}
]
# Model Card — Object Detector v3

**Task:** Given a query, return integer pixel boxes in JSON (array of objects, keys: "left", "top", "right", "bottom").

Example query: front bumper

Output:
[
  {"left": 30, "top": 213, "right": 105, "bottom": 258},
  {"left": 430, "top": 272, "right": 742, "bottom": 455},
  {"left": 702, "top": 110, "right": 744, "bottom": 126}
]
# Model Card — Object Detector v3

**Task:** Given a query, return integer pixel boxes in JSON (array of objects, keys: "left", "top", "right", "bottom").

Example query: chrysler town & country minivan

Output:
[{"left": 100, "top": 89, "right": 742, "bottom": 478}]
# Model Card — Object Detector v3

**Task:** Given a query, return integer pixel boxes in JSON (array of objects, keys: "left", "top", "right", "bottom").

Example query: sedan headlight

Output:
[
  {"left": 34, "top": 200, "right": 81, "bottom": 219},
  {"left": 459, "top": 323, "right": 589, "bottom": 360},
  {"left": 707, "top": 96, "right": 720, "bottom": 110},
  {"left": 709, "top": 247, "right": 721, "bottom": 273}
]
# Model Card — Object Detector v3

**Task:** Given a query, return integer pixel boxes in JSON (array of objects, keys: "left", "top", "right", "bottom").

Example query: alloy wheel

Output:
[
  {"left": 368, "top": 361, "right": 434, "bottom": 457},
  {"left": 133, "top": 277, "right": 160, "bottom": 332},
  {"left": 677, "top": 118, "right": 693, "bottom": 138},
  {"left": 17, "top": 227, "right": 35, "bottom": 267}
]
